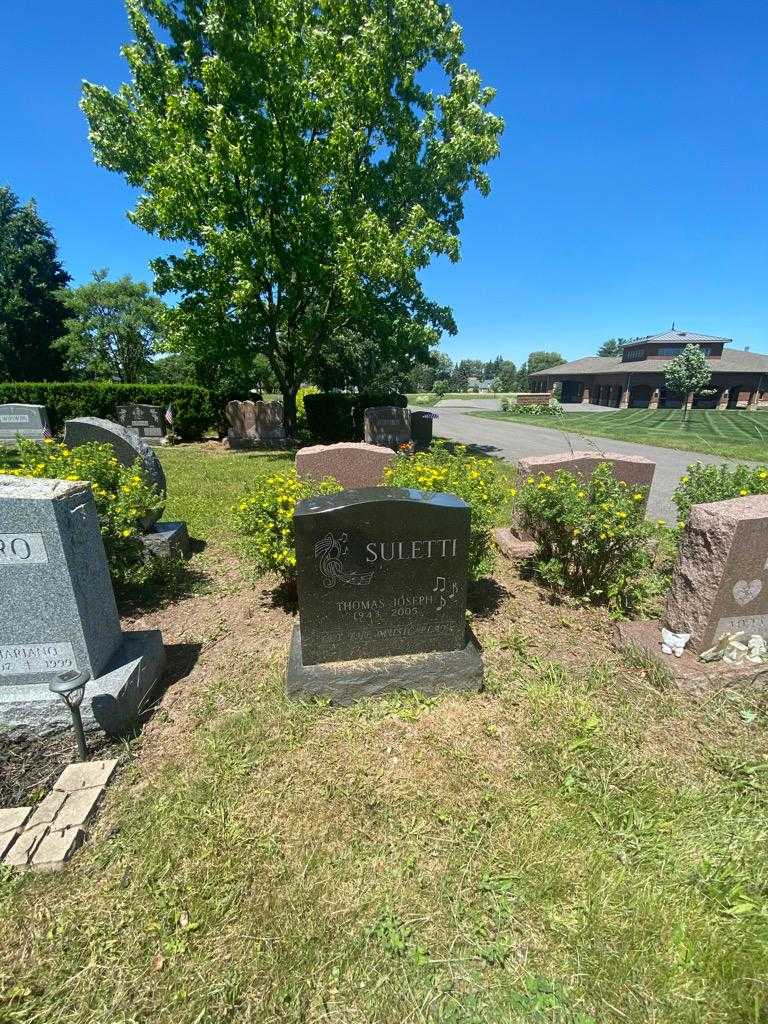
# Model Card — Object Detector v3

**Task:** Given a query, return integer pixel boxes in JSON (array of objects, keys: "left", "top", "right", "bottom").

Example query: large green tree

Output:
[
  {"left": 0, "top": 186, "right": 70, "bottom": 381},
  {"left": 57, "top": 269, "right": 166, "bottom": 382},
  {"left": 81, "top": 0, "right": 503, "bottom": 433}
]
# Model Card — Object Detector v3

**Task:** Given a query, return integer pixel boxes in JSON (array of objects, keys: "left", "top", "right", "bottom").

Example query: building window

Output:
[
  {"left": 622, "top": 347, "right": 646, "bottom": 362},
  {"left": 657, "top": 345, "right": 713, "bottom": 357}
]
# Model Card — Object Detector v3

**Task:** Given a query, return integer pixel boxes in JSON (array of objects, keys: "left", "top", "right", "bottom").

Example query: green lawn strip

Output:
[
  {"left": 158, "top": 446, "right": 294, "bottom": 544},
  {"left": 471, "top": 410, "right": 768, "bottom": 462}
]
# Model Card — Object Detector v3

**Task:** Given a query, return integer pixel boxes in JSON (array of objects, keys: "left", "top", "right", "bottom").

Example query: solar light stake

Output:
[{"left": 49, "top": 670, "right": 90, "bottom": 761}]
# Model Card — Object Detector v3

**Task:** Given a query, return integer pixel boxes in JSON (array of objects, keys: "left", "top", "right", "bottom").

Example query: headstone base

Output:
[
  {"left": 140, "top": 521, "right": 190, "bottom": 562},
  {"left": 286, "top": 624, "right": 483, "bottom": 705},
  {"left": 0, "top": 630, "right": 165, "bottom": 737},
  {"left": 614, "top": 619, "right": 768, "bottom": 696},
  {"left": 222, "top": 437, "right": 296, "bottom": 451}
]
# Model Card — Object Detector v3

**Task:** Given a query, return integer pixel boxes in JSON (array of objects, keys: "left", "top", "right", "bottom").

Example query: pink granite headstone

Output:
[
  {"left": 296, "top": 442, "right": 395, "bottom": 489},
  {"left": 518, "top": 450, "right": 655, "bottom": 493},
  {"left": 665, "top": 494, "right": 768, "bottom": 652},
  {"left": 225, "top": 400, "right": 285, "bottom": 445}
]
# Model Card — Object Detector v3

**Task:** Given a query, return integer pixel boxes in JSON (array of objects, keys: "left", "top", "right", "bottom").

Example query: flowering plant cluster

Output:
[
  {"left": 233, "top": 469, "right": 342, "bottom": 579},
  {"left": 515, "top": 463, "right": 657, "bottom": 612},
  {"left": 0, "top": 438, "right": 164, "bottom": 585},
  {"left": 384, "top": 441, "right": 511, "bottom": 578},
  {"left": 673, "top": 462, "right": 768, "bottom": 527}
]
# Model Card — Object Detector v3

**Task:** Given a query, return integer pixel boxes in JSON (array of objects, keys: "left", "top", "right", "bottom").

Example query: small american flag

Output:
[
  {"left": 42, "top": 425, "right": 53, "bottom": 439},
  {"left": 164, "top": 405, "right": 174, "bottom": 427}
]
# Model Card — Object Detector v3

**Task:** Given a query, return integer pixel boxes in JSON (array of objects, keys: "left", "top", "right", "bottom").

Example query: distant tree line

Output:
[{"left": 406, "top": 351, "right": 565, "bottom": 394}]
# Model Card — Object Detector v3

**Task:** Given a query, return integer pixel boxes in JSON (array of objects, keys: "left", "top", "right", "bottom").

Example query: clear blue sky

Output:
[{"left": 3, "top": 0, "right": 767, "bottom": 365}]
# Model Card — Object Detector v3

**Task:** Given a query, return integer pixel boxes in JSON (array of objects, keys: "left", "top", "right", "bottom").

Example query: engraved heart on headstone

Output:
[{"left": 733, "top": 579, "right": 763, "bottom": 607}]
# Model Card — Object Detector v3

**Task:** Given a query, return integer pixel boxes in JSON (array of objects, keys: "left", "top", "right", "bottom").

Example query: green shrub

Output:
[
  {"left": 0, "top": 382, "right": 214, "bottom": 441},
  {"left": 673, "top": 462, "right": 768, "bottom": 527},
  {"left": 304, "top": 392, "right": 408, "bottom": 442},
  {"left": 0, "top": 438, "right": 164, "bottom": 587},
  {"left": 296, "top": 385, "right": 320, "bottom": 433},
  {"left": 233, "top": 469, "right": 343, "bottom": 580},
  {"left": 433, "top": 380, "right": 451, "bottom": 397},
  {"left": 384, "top": 441, "right": 511, "bottom": 578},
  {"left": 505, "top": 402, "right": 560, "bottom": 417},
  {"left": 516, "top": 463, "right": 657, "bottom": 612}
]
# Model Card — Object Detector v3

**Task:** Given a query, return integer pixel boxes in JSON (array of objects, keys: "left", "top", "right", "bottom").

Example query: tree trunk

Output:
[{"left": 282, "top": 387, "right": 298, "bottom": 438}]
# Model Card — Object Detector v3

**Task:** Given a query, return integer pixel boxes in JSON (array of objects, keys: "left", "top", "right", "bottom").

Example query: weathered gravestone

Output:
[
  {"left": 665, "top": 493, "right": 768, "bottom": 652},
  {"left": 296, "top": 442, "right": 395, "bottom": 490},
  {"left": 286, "top": 488, "right": 483, "bottom": 703},
  {"left": 0, "top": 475, "right": 165, "bottom": 735},
  {"left": 364, "top": 407, "right": 412, "bottom": 450},
  {"left": 0, "top": 404, "right": 52, "bottom": 446},
  {"left": 518, "top": 450, "right": 655, "bottom": 493},
  {"left": 63, "top": 417, "right": 189, "bottom": 559},
  {"left": 225, "top": 400, "right": 286, "bottom": 448},
  {"left": 115, "top": 404, "right": 166, "bottom": 445}
]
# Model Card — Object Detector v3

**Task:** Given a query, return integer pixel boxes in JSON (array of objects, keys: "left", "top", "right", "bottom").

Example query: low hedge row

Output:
[
  {"left": 304, "top": 392, "right": 408, "bottom": 442},
  {"left": 0, "top": 382, "right": 215, "bottom": 441}
]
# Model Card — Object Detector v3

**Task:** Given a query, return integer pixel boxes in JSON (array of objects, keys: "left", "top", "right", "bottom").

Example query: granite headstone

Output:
[
  {"left": 0, "top": 404, "right": 52, "bottom": 445},
  {"left": 518, "top": 450, "right": 655, "bottom": 493},
  {"left": 225, "top": 400, "right": 286, "bottom": 447},
  {"left": 364, "top": 407, "right": 412, "bottom": 450},
  {"left": 0, "top": 475, "right": 165, "bottom": 735},
  {"left": 287, "top": 488, "right": 483, "bottom": 703},
  {"left": 64, "top": 417, "right": 166, "bottom": 526},
  {"left": 296, "top": 442, "right": 395, "bottom": 490},
  {"left": 115, "top": 404, "right": 166, "bottom": 445},
  {"left": 665, "top": 493, "right": 768, "bottom": 652}
]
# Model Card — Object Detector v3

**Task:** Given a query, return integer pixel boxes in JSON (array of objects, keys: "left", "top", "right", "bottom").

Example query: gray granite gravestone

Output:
[
  {"left": 0, "top": 475, "right": 165, "bottom": 735},
  {"left": 665, "top": 493, "right": 768, "bottom": 652},
  {"left": 115, "top": 403, "right": 166, "bottom": 445},
  {"left": 364, "top": 407, "right": 412, "bottom": 450},
  {"left": 224, "top": 400, "right": 286, "bottom": 448},
  {"left": 64, "top": 417, "right": 165, "bottom": 520},
  {"left": 286, "top": 488, "right": 483, "bottom": 703},
  {"left": 0, "top": 404, "right": 52, "bottom": 445},
  {"left": 63, "top": 417, "right": 189, "bottom": 559}
]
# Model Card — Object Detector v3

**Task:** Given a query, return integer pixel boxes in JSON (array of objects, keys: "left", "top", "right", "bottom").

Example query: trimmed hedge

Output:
[
  {"left": 304, "top": 392, "right": 408, "bottom": 442},
  {"left": 0, "top": 382, "right": 215, "bottom": 441}
]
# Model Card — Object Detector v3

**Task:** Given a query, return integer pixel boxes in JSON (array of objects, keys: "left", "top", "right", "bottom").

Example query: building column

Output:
[
  {"left": 581, "top": 384, "right": 591, "bottom": 404},
  {"left": 716, "top": 388, "right": 729, "bottom": 411},
  {"left": 649, "top": 388, "right": 660, "bottom": 410},
  {"left": 619, "top": 386, "right": 630, "bottom": 409},
  {"left": 747, "top": 389, "right": 759, "bottom": 411}
]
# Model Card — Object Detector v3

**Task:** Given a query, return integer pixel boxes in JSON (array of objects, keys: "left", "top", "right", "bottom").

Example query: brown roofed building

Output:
[{"left": 529, "top": 329, "right": 768, "bottom": 410}]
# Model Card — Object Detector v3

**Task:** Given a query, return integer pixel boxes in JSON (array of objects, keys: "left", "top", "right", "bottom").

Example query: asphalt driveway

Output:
[{"left": 422, "top": 400, "right": 739, "bottom": 522}]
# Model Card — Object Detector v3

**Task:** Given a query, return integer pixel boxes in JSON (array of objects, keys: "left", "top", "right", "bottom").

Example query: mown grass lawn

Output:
[
  {"left": 1, "top": 445, "right": 767, "bottom": 1023},
  {"left": 472, "top": 408, "right": 768, "bottom": 463}
]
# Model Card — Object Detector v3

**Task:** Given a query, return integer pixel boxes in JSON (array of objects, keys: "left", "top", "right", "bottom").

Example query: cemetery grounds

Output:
[
  {"left": 1, "top": 444, "right": 767, "bottom": 1024},
  {"left": 473, "top": 408, "right": 768, "bottom": 463}
]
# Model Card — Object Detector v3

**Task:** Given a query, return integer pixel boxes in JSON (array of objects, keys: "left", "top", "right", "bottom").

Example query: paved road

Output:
[{"left": 422, "top": 400, "right": 739, "bottom": 522}]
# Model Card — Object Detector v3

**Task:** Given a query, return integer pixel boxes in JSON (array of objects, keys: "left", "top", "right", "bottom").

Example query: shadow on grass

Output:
[
  {"left": 468, "top": 576, "right": 509, "bottom": 618},
  {"left": 116, "top": 559, "right": 210, "bottom": 616},
  {"left": 263, "top": 577, "right": 299, "bottom": 615}
]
